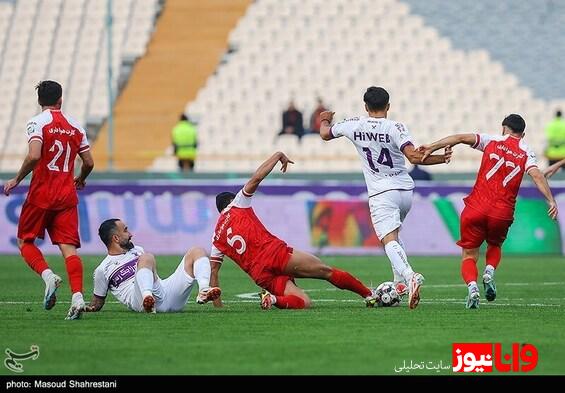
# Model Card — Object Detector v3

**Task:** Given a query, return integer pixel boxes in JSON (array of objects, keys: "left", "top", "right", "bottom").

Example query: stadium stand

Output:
[{"left": 0, "top": 0, "right": 160, "bottom": 171}]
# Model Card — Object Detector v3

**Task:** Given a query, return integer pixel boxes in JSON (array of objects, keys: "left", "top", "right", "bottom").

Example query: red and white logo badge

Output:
[
  {"left": 452, "top": 343, "right": 538, "bottom": 373},
  {"left": 453, "top": 343, "right": 493, "bottom": 373}
]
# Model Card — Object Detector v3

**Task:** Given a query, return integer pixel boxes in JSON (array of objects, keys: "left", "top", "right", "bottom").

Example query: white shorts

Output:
[
  {"left": 131, "top": 257, "right": 196, "bottom": 312},
  {"left": 369, "top": 190, "right": 413, "bottom": 240}
]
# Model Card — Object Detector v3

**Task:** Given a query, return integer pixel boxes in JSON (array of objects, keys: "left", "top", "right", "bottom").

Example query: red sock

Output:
[
  {"left": 20, "top": 242, "right": 49, "bottom": 275},
  {"left": 486, "top": 245, "right": 501, "bottom": 269},
  {"left": 274, "top": 295, "right": 306, "bottom": 309},
  {"left": 461, "top": 258, "right": 478, "bottom": 285},
  {"left": 65, "top": 255, "right": 83, "bottom": 294},
  {"left": 328, "top": 268, "right": 372, "bottom": 298}
]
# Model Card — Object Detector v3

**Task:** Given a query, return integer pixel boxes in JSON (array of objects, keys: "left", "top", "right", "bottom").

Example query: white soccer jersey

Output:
[
  {"left": 93, "top": 246, "right": 145, "bottom": 309},
  {"left": 330, "top": 117, "right": 415, "bottom": 196}
]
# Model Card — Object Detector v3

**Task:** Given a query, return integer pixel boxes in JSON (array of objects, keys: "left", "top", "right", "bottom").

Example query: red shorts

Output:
[
  {"left": 457, "top": 206, "right": 512, "bottom": 249},
  {"left": 17, "top": 201, "right": 81, "bottom": 247},
  {"left": 253, "top": 244, "right": 294, "bottom": 296}
]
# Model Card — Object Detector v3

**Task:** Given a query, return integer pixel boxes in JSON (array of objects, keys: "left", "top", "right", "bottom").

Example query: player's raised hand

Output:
[
  {"left": 74, "top": 176, "right": 86, "bottom": 190},
  {"left": 444, "top": 145, "right": 453, "bottom": 164},
  {"left": 278, "top": 152, "right": 294, "bottom": 173},
  {"left": 548, "top": 201, "right": 558, "bottom": 220},
  {"left": 3, "top": 178, "right": 19, "bottom": 196},
  {"left": 418, "top": 145, "right": 435, "bottom": 162},
  {"left": 319, "top": 111, "right": 335, "bottom": 124}
]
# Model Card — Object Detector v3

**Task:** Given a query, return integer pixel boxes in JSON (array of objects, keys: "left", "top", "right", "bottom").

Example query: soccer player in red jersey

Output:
[
  {"left": 3, "top": 81, "right": 94, "bottom": 320},
  {"left": 210, "top": 151, "right": 377, "bottom": 309},
  {"left": 421, "top": 114, "right": 558, "bottom": 308}
]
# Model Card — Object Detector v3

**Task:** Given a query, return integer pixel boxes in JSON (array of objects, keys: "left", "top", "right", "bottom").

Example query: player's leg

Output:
[
  {"left": 136, "top": 253, "right": 158, "bottom": 312},
  {"left": 457, "top": 207, "right": 487, "bottom": 309},
  {"left": 17, "top": 203, "right": 63, "bottom": 310},
  {"left": 260, "top": 277, "right": 310, "bottom": 310},
  {"left": 49, "top": 206, "right": 86, "bottom": 319},
  {"left": 282, "top": 249, "right": 373, "bottom": 302},
  {"left": 370, "top": 191, "right": 422, "bottom": 307},
  {"left": 179, "top": 247, "right": 221, "bottom": 305},
  {"left": 482, "top": 217, "right": 512, "bottom": 301}
]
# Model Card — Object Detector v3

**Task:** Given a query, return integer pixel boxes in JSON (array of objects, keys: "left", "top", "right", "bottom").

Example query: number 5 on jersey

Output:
[{"left": 227, "top": 228, "right": 246, "bottom": 254}]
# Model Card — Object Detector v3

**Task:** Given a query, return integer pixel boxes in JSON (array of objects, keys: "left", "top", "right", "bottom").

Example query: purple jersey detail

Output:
[
  {"left": 109, "top": 258, "right": 139, "bottom": 288},
  {"left": 400, "top": 141, "right": 413, "bottom": 152}
]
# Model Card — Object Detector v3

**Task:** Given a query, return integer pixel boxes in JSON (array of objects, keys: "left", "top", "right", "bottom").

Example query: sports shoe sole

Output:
[
  {"left": 142, "top": 296, "right": 156, "bottom": 313},
  {"left": 408, "top": 284, "right": 421, "bottom": 309},
  {"left": 483, "top": 280, "right": 496, "bottom": 302},
  {"left": 197, "top": 287, "right": 222, "bottom": 304},
  {"left": 44, "top": 277, "right": 62, "bottom": 310}
]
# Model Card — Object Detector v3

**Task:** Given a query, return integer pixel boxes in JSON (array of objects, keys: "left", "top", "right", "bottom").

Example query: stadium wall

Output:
[{"left": 1, "top": 181, "right": 563, "bottom": 256}]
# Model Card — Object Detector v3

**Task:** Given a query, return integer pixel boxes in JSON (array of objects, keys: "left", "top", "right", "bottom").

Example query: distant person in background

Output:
[
  {"left": 544, "top": 158, "right": 565, "bottom": 178},
  {"left": 409, "top": 165, "right": 432, "bottom": 181},
  {"left": 3, "top": 80, "right": 94, "bottom": 320},
  {"left": 278, "top": 101, "right": 304, "bottom": 140},
  {"left": 309, "top": 97, "right": 328, "bottom": 134},
  {"left": 545, "top": 110, "right": 565, "bottom": 165},
  {"left": 172, "top": 114, "right": 198, "bottom": 172}
]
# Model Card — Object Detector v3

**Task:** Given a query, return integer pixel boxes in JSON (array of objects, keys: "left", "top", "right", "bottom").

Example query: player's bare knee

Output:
[
  {"left": 302, "top": 295, "right": 312, "bottom": 309},
  {"left": 138, "top": 253, "right": 156, "bottom": 268},
  {"left": 184, "top": 247, "right": 206, "bottom": 262},
  {"left": 319, "top": 264, "right": 333, "bottom": 279}
]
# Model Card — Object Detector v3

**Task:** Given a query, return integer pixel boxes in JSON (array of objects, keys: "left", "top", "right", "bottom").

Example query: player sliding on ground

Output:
[
  {"left": 210, "top": 152, "right": 378, "bottom": 309},
  {"left": 318, "top": 86, "right": 452, "bottom": 309},
  {"left": 420, "top": 114, "right": 558, "bottom": 309},
  {"left": 84, "top": 219, "right": 221, "bottom": 314}
]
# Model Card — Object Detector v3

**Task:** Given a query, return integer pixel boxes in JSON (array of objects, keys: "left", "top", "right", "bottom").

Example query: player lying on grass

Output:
[
  {"left": 210, "top": 151, "right": 378, "bottom": 310},
  {"left": 420, "top": 114, "right": 558, "bottom": 309},
  {"left": 84, "top": 219, "right": 221, "bottom": 313}
]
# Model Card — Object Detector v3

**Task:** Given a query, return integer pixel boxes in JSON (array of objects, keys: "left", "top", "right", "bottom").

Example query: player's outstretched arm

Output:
[
  {"left": 210, "top": 261, "right": 223, "bottom": 307},
  {"left": 528, "top": 167, "right": 558, "bottom": 219},
  {"left": 420, "top": 133, "right": 476, "bottom": 162},
  {"left": 84, "top": 295, "right": 106, "bottom": 312},
  {"left": 244, "top": 151, "right": 294, "bottom": 195},
  {"left": 319, "top": 111, "right": 335, "bottom": 141},
  {"left": 404, "top": 144, "right": 452, "bottom": 166},
  {"left": 544, "top": 158, "right": 565, "bottom": 178},
  {"left": 3, "top": 140, "right": 42, "bottom": 196},
  {"left": 74, "top": 150, "right": 95, "bottom": 190}
]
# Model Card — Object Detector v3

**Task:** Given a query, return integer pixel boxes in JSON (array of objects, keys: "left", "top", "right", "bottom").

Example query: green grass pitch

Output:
[{"left": 1, "top": 254, "right": 564, "bottom": 375}]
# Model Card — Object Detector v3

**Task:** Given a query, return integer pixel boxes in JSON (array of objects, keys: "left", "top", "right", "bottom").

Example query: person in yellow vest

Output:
[
  {"left": 545, "top": 110, "right": 565, "bottom": 165},
  {"left": 172, "top": 114, "right": 198, "bottom": 172}
]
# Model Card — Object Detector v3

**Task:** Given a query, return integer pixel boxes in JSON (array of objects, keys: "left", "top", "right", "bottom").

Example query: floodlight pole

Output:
[{"left": 106, "top": 0, "right": 114, "bottom": 170}]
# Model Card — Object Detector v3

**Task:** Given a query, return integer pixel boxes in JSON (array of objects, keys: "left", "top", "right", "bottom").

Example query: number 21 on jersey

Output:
[{"left": 47, "top": 140, "right": 71, "bottom": 172}]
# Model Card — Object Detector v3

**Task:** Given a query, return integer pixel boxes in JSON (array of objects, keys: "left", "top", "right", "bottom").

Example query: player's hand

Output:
[
  {"left": 213, "top": 298, "right": 223, "bottom": 308},
  {"left": 418, "top": 145, "right": 435, "bottom": 162},
  {"left": 548, "top": 200, "right": 558, "bottom": 220},
  {"left": 84, "top": 305, "right": 95, "bottom": 312},
  {"left": 3, "top": 178, "right": 19, "bottom": 196},
  {"left": 319, "top": 111, "right": 335, "bottom": 124},
  {"left": 544, "top": 163, "right": 561, "bottom": 178},
  {"left": 279, "top": 153, "right": 294, "bottom": 173},
  {"left": 444, "top": 145, "right": 453, "bottom": 164},
  {"left": 74, "top": 176, "right": 86, "bottom": 190}
]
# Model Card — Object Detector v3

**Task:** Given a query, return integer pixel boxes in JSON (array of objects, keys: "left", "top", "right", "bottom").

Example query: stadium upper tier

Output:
[
  {"left": 0, "top": 0, "right": 159, "bottom": 171},
  {"left": 166, "top": 0, "right": 564, "bottom": 173}
]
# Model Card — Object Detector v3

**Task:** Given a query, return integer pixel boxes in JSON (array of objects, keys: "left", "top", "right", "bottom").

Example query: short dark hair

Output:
[
  {"left": 557, "top": 110, "right": 562, "bottom": 118},
  {"left": 501, "top": 114, "right": 526, "bottom": 134},
  {"left": 363, "top": 86, "right": 389, "bottom": 111},
  {"left": 180, "top": 113, "right": 188, "bottom": 121},
  {"left": 98, "top": 218, "right": 120, "bottom": 247},
  {"left": 36, "top": 80, "right": 62, "bottom": 106},
  {"left": 216, "top": 192, "right": 235, "bottom": 213}
]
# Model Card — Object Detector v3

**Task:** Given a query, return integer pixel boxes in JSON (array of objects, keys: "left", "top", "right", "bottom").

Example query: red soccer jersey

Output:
[
  {"left": 465, "top": 133, "right": 537, "bottom": 220},
  {"left": 211, "top": 189, "right": 288, "bottom": 280},
  {"left": 25, "top": 110, "right": 90, "bottom": 209}
]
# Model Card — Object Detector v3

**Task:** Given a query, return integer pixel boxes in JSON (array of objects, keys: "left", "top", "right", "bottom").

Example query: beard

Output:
[{"left": 120, "top": 239, "right": 134, "bottom": 251}]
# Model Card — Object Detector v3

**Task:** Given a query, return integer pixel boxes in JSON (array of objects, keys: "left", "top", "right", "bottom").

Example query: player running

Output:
[
  {"left": 3, "top": 81, "right": 94, "bottom": 320},
  {"left": 318, "top": 86, "right": 452, "bottom": 309},
  {"left": 420, "top": 114, "right": 558, "bottom": 308},
  {"left": 84, "top": 219, "right": 221, "bottom": 313},
  {"left": 210, "top": 152, "right": 378, "bottom": 310}
]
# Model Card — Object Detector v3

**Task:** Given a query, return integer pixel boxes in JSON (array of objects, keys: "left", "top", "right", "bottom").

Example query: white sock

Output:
[
  {"left": 136, "top": 268, "right": 154, "bottom": 298},
  {"left": 384, "top": 241, "right": 414, "bottom": 283},
  {"left": 484, "top": 265, "right": 495, "bottom": 277},
  {"left": 72, "top": 292, "right": 84, "bottom": 304},
  {"left": 41, "top": 269, "right": 54, "bottom": 283},
  {"left": 193, "top": 257, "right": 211, "bottom": 291},
  {"left": 392, "top": 266, "right": 404, "bottom": 284}
]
